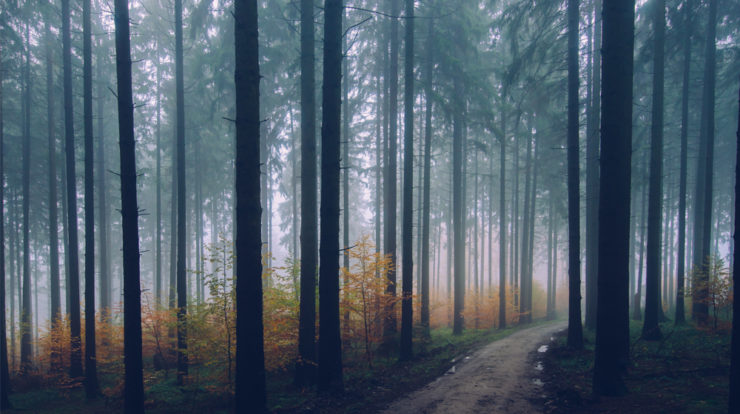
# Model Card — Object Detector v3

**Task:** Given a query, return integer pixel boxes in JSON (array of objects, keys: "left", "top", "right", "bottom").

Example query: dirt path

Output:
[{"left": 380, "top": 322, "right": 567, "bottom": 414}]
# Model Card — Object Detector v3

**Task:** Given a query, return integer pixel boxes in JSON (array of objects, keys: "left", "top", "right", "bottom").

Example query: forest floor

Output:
[
  {"left": 380, "top": 321, "right": 566, "bottom": 414},
  {"left": 1, "top": 320, "right": 564, "bottom": 413},
  {"left": 541, "top": 320, "right": 732, "bottom": 414}
]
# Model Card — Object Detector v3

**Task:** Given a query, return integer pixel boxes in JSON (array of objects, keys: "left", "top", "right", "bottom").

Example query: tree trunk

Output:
[
  {"left": 318, "top": 0, "right": 344, "bottom": 391},
  {"left": 593, "top": 0, "right": 634, "bottom": 396},
  {"left": 342, "top": 8, "right": 351, "bottom": 329},
  {"left": 675, "top": 0, "right": 691, "bottom": 325},
  {"left": 155, "top": 43, "right": 162, "bottom": 307},
  {"left": 62, "top": 0, "right": 84, "bottom": 379},
  {"left": 296, "top": 0, "right": 318, "bottom": 387},
  {"left": 113, "top": 0, "right": 145, "bottom": 410},
  {"left": 20, "top": 22, "right": 33, "bottom": 373},
  {"left": 642, "top": 0, "right": 665, "bottom": 341},
  {"left": 691, "top": 0, "right": 717, "bottom": 326},
  {"left": 498, "top": 93, "right": 507, "bottom": 329},
  {"left": 83, "top": 0, "right": 99, "bottom": 395},
  {"left": 634, "top": 177, "right": 647, "bottom": 320},
  {"left": 0, "top": 38, "right": 11, "bottom": 410},
  {"left": 45, "top": 22, "right": 61, "bottom": 333},
  {"left": 399, "top": 0, "right": 415, "bottom": 360},
  {"left": 728, "top": 77, "right": 740, "bottom": 414},
  {"left": 383, "top": 0, "right": 400, "bottom": 343},
  {"left": 420, "top": 8, "right": 434, "bottom": 334},
  {"left": 520, "top": 133, "right": 532, "bottom": 325},
  {"left": 585, "top": 0, "right": 601, "bottom": 331},
  {"left": 452, "top": 59, "right": 465, "bottom": 336},
  {"left": 174, "top": 0, "right": 189, "bottom": 384}
]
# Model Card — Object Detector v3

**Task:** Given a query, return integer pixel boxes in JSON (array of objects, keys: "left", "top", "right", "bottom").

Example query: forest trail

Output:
[{"left": 380, "top": 321, "right": 566, "bottom": 414}]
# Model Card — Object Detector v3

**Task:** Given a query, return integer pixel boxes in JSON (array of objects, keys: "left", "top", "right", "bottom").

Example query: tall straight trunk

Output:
[
  {"left": 375, "top": 21, "right": 383, "bottom": 277},
  {"left": 634, "top": 179, "right": 647, "bottom": 320},
  {"left": 691, "top": 0, "right": 717, "bottom": 325},
  {"left": 83, "top": 0, "right": 99, "bottom": 395},
  {"left": 547, "top": 193, "right": 554, "bottom": 319},
  {"left": 473, "top": 152, "right": 480, "bottom": 327},
  {"left": 566, "top": 0, "right": 583, "bottom": 349},
  {"left": 526, "top": 140, "right": 539, "bottom": 323},
  {"left": 174, "top": 0, "right": 188, "bottom": 384},
  {"left": 234, "top": 0, "right": 266, "bottom": 408},
  {"left": 585, "top": 0, "right": 601, "bottom": 331},
  {"left": 0, "top": 39, "right": 10, "bottom": 411},
  {"left": 342, "top": 10, "right": 351, "bottom": 327},
  {"left": 728, "top": 78, "right": 740, "bottom": 414},
  {"left": 113, "top": 0, "right": 145, "bottom": 410},
  {"left": 452, "top": 64, "right": 465, "bottom": 335},
  {"left": 642, "top": 0, "right": 665, "bottom": 341},
  {"left": 296, "top": 0, "right": 317, "bottom": 387},
  {"left": 169, "top": 132, "right": 177, "bottom": 310},
  {"left": 519, "top": 134, "right": 532, "bottom": 325},
  {"left": 675, "top": 0, "right": 691, "bottom": 325},
  {"left": 593, "top": 0, "right": 634, "bottom": 396},
  {"left": 420, "top": 10, "right": 433, "bottom": 334},
  {"left": 9, "top": 188, "right": 15, "bottom": 372},
  {"left": 97, "top": 45, "right": 111, "bottom": 317},
  {"left": 62, "top": 0, "right": 83, "bottom": 379},
  {"left": 46, "top": 23, "right": 61, "bottom": 329},
  {"left": 20, "top": 22, "right": 33, "bottom": 373},
  {"left": 399, "top": 0, "right": 415, "bottom": 359},
  {"left": 498, "top": 93, "right": 507, "bottom": 329},
  {"left": 383, "top": 0, "right": 400, "bottom": 342},
  {"left": 512, "top": 133, "right": 519, "bottom": 309},
  {"left": 318, "top": 0, "right": 344, "bottom": 391},
  {"left": 155, "top": 44, "right": 162, "bottom": 307}
]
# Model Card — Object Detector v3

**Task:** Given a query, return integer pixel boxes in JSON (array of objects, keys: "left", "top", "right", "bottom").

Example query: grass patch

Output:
[{"left": 542, "top": 321, "right": 731, "bottom": 414}]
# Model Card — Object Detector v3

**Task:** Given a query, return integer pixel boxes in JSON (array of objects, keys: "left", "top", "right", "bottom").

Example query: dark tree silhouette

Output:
[
  {"left": 45, "top": 21, "right": 61, "bottom": 335},
  {"left": 593, "top": 0, "right": 634, "bottom": 396},
  {"left": 113, "top": 0, "right": 145, "bottom": 411},
  {"left": 0, "top": 38, "right": 11, "bottom": 412},
  {"left": 20, "top": 22, "right": 33, "bottom": 373},
  {"left": 296, "top": 0, "right": 318, "bottom": 387},
  {"left": 62, "top": 0, "right": 83, "bottom": 379},
  {"left": 399, "top": 0, "right": 415, "bottom": 361},
  {"left": 420, "top": 5, "right": 434, "bottom": 335},
  {"left": 566, "top": 0, "right": 583, "bottom": 349},
  {"left": 675, "top": 0, "right": 692, "bottom": 326},
  {"left": 642, "top": 0, "right": 665, "bottom": 341},
  {"left": 318, "top": 0, "right": 344, "bottom": 391},
  {"left": 174, "top": 0, "right": 189, "bottom": 385},
  {"left": 729, "top": 77, "right": 740, "bottom": 414},
  {"left": 83, "top": 0, "right": 99, "bottom": 396},
  {"left": 234, "top": 0, "right": 266, "bottom": 410}
]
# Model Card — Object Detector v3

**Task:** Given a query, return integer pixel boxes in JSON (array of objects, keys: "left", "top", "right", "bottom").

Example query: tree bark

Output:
[
  {"left": 420, "top": 7, "right": 434, "bottom": 335},
  {"left": 642, "top": 0, "right": 665, "bottom": 341},
  {"left": 45, "top": 22, "right": 61, "bottom": 333},
  {"left": 20, "top": 22, "right": 33, "bottom": 373},
  {"left": 593, "top": 0, "right": 634, "bottom": 396},
  {"left": 0, "top": 38, "right": 11, "bottom": 411},
  {"left": 400, "top": 0, "right": 415, "bottom": 361},
  {"left": 83, "top": 0, "right": 99, "bottom": 395},
  {"left": 675, "top": 0, "right": 692, "bottom": 325},
  {"left": 566, "top": 0, "right": 583, "bottom": 349},
  {"left": 728, "top": 76, "right": 740, "bottom": 414},
  {"left": 296, "top": 0, "right": 318, "bottom": 387},
  {"left": 113, "top": 0, "right": 145, "bottom": 410},
  {"left": 318, "top": 0, "right": 344, "bottom": 391},
  {"left": 234, "top": 0, "right": 266, "bottom": 410}
]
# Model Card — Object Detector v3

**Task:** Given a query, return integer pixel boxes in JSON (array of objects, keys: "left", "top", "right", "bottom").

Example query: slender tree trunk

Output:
[
  {"left": 384, "top": 0, "right": 400, "bottom": 343},
  {"left": 296, "top": 0, "right": 318, "bottom": 387},
  {"left": 399, "top": 0, "right": 415, "bottom": 360},
  {"left": 520, "top": 134, "right": 532, "bottom": 325},
  {"left": 498, "top": 93, "right": 507, "bottom": 329},
  {"left": 691, "top": 0, "right": 717, "bottom": 326},
  {"left": 97, "top": 44, "right": 111, "bottom": 318},
  {"left": 318, "top": 0, "right": 344, "bottom": 391},
  {"left": 83, "top": 0, "right": 99, "bottom": 395},
  {"left": 452, "top": 55, "right": 465, "bottom": 336},
  {"left": 675, "top": 0, "right": 691, "bottom": 325},
  {"left": 62, "top": 0, "right": 83, "bottom": 379},
  {"left": 642, "top": 0, "right": 665, "bottom": 341},
  {"left": 234, "top": 0, "right": 266, "bottom": 408},
  {"left": 634, "top": 179, "right": 647, "bottom": 320},
  {"left": 20, "top": 22, "right": 33, "bottom": 373},
  {"left": 585, "top": 0, "right": 602, "bottom": 331},
  {"left": 113, "top": 0, "right": 145, "bottom": 410},
  {"left": 728, "top": 76, "right": 740, "bottom": 414},
  {"left": 155, "top": 43, "right": 162, "bottom": 307},
  {"left": 0, "top": 39, "right": 11, "bottom": 410},
  {"left": 593, "top": 0, "right": 634, "bottom": 396},
  {"left": 342, "top": 9, "right": 351, "bottom": 329},
  {"left": 174, "top": 0, "right": 189, "bottom": 384},
  {"left": 45, "top": 23, "right": 61, "bottom": 333},
  {"left": 420, "top": 8, "right": 434, "bottom": 335},
  {"left": 566, "top": 0, "right": 583, "bottom": 349}
]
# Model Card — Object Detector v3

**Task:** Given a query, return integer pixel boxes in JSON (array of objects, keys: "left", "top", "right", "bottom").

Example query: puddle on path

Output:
[
  {"left": 537, "top": 345, "right": 549, "bottom": 353},
  {"left": 532, "top": 378, "right": 544, "bottom": 387},
  {"left": 534, "top": 362, "right": 543, "bottom": 371}
]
